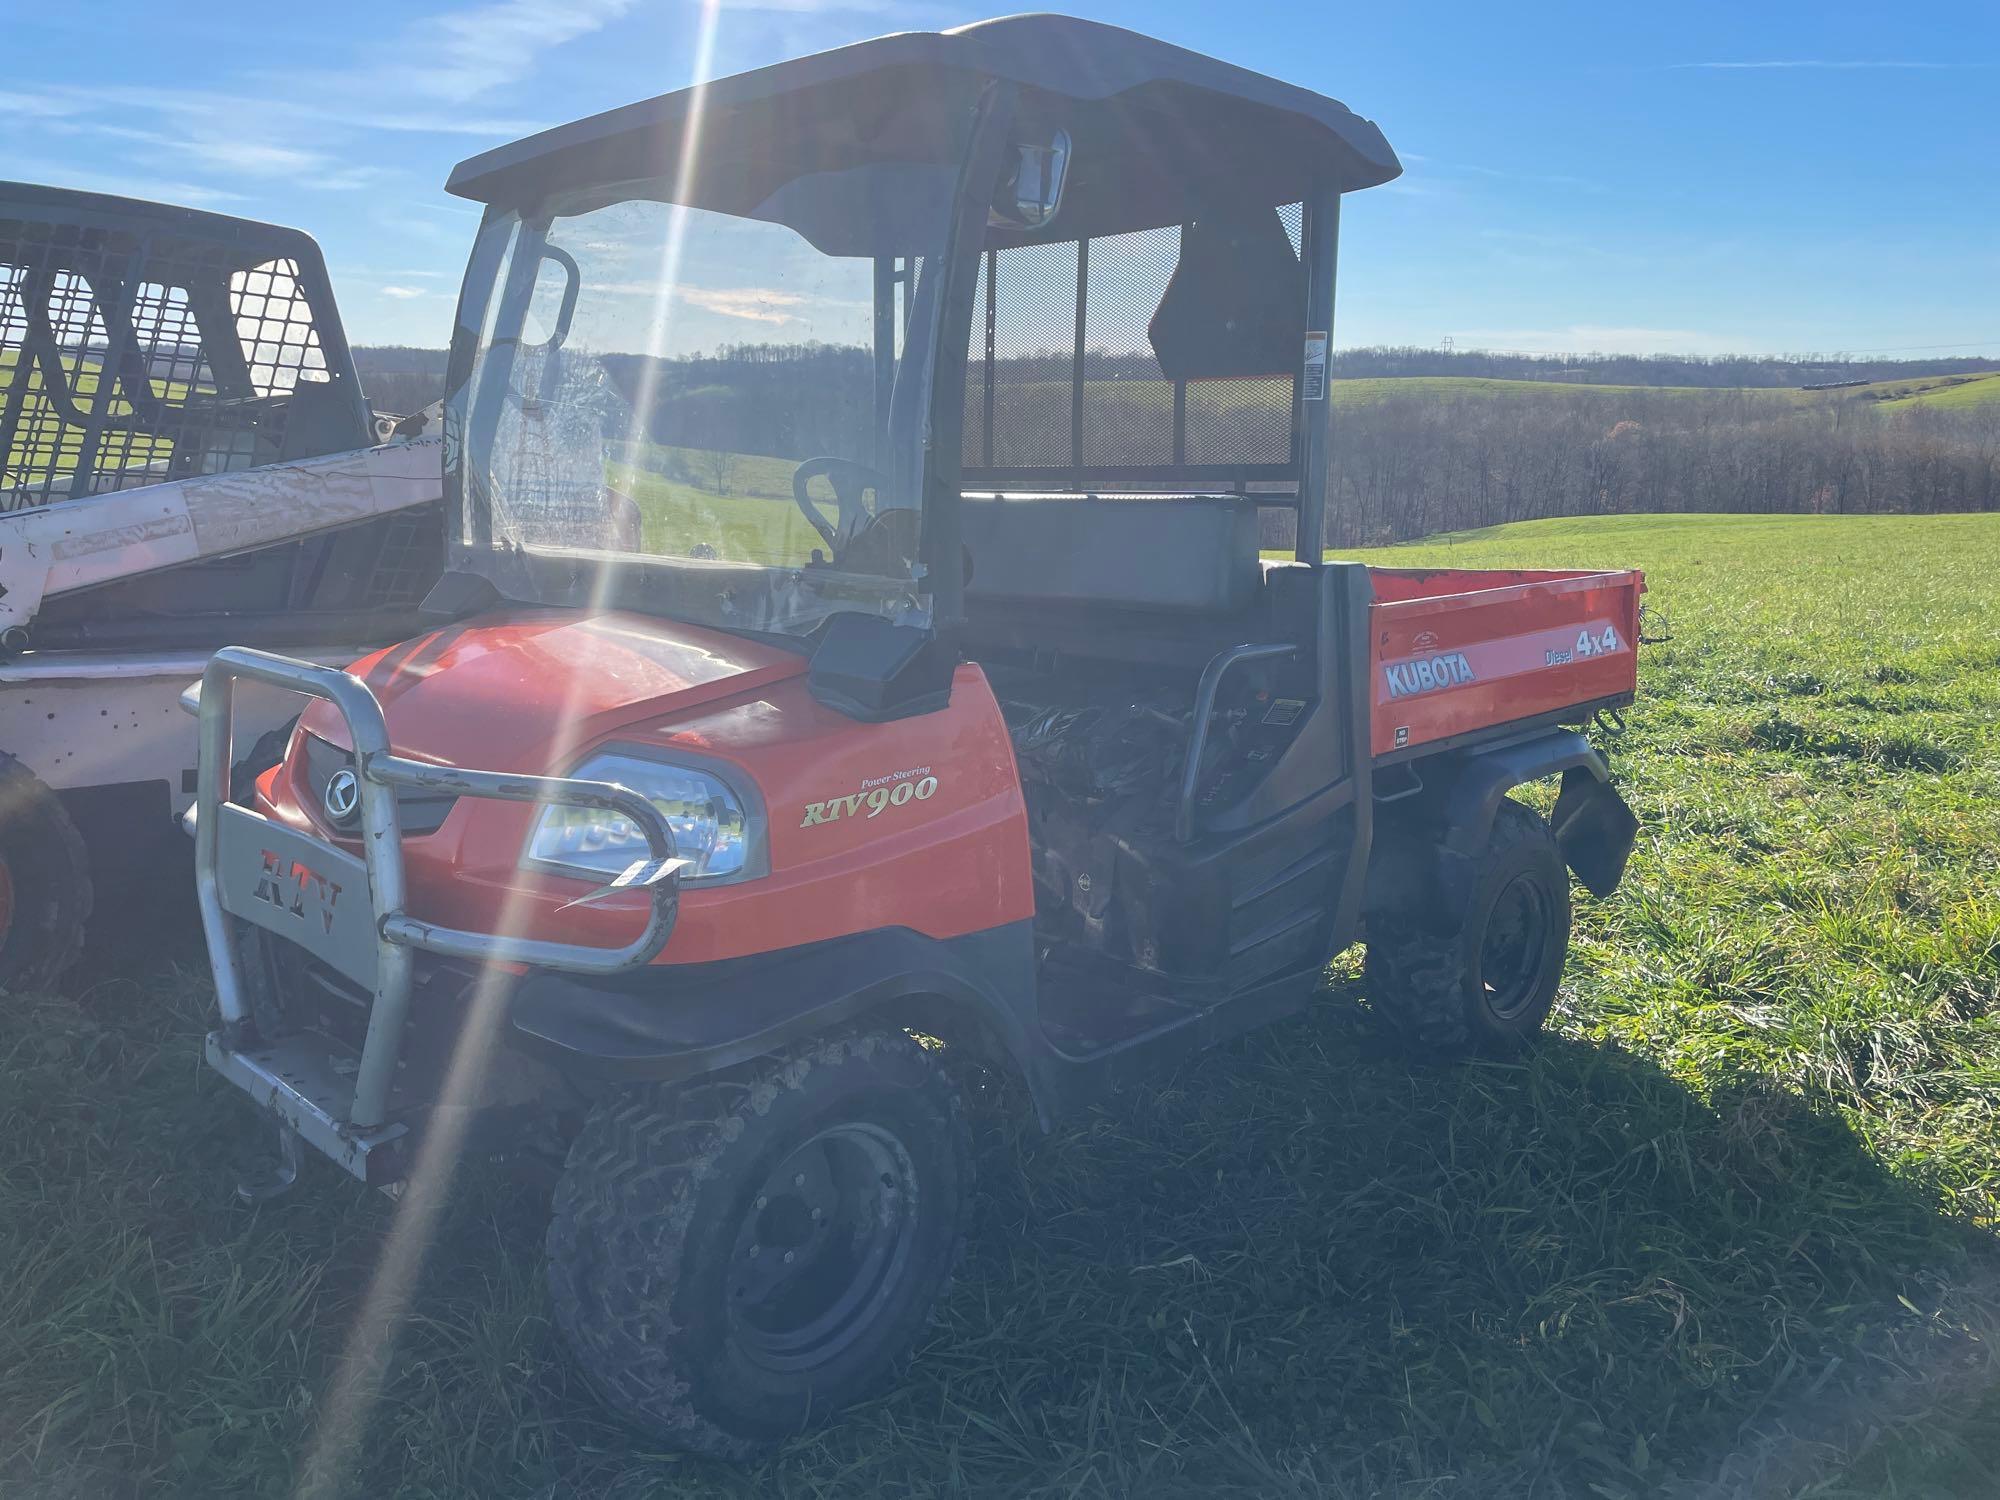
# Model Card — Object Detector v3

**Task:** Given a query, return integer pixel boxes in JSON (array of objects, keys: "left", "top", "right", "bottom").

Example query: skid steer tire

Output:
[
  {"left": 1364, "top": 797, "right": 1570, "bottom": 1058},
  {"left": 0, "top": 753, "right": 92, "bottom": 995},
  {"left": 546, "top": 1029, "right": 972, "bottom": 1458}
]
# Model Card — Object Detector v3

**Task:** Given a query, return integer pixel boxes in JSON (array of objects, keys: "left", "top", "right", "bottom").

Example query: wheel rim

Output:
[
  {"left": 726, "top": 1120, "right": 920, "bottom": 1373},
  {"left": 1480, "top": 872, "right": 1551, "bottom": 1020}
]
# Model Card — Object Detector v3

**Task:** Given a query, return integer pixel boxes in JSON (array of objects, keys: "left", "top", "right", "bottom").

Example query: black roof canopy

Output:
[{"left": 445, "top": 14, "right": 1401, "bottom": 240}]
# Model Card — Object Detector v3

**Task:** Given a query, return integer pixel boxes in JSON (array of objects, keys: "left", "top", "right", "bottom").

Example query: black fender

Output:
[
  {"left": 508, "top": 920, "right": 1058, "bottom": 1124},
  {"left": 1372, "top": 730, "right": 1637, "bottom": 921}
]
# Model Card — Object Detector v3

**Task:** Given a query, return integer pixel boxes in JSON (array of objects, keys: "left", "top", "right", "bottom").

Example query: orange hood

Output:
[{"left": 300, "top": 610, "right": 810, "bottom": 771}]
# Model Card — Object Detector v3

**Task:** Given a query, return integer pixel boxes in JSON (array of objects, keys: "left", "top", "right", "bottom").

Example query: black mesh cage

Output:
[
  {"left": 964, "top": 202, "right": 1304, "bottom": 488},
  {"left": 1, "top": 205, "right": 347, "bottom": 511}
]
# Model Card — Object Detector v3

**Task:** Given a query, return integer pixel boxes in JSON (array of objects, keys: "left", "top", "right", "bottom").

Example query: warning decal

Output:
[{"left": 1301, "top": 331, "right": 1328, "bottom": 401}]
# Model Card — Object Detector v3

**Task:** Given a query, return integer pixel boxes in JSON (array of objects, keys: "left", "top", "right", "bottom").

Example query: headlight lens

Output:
[{"left": 525, "top": 753, "right": 752, "bottom": 882}]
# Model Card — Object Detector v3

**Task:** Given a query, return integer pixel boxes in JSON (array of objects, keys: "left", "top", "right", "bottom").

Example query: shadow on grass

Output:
[{"left": 1, "top": 973, "right": 1993, "bottom": 1499}]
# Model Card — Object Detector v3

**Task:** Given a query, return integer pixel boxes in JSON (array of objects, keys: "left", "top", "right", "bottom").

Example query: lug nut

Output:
[{"left": 793, "top": 1173, "right": 806, "bottom": 1187}]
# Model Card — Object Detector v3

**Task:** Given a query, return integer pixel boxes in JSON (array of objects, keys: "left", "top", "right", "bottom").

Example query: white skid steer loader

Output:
[{"left": 0, "top": 183, "right": 444, "bottom": 989}]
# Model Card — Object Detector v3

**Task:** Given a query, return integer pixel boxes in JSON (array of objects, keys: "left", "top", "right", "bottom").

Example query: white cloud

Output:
[
  {"left": 3, "top": 154, "right": 247, "bottom": 206},
  {"left": 678, "top": 286, "right": 809, "bottom": 324},
  {"left": 0, "top": 90, "right": 87, "bottom": 118},
  {"left": 381, "top": 286, "right": 430, "bottom": 300},
  {"left": 290, "top": 0, "right": 639, "bottom": 108},
  {"left": 178, "top": 139, "right": 329, "bottom": 176}
]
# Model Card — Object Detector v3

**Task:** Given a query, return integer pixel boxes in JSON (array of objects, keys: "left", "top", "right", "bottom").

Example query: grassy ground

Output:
[
  {"left": 0, "top": 346, "right": 191, "bottom": 478},
  {"left": 1327, "top": 376, "right": 1814, "bottom": 406},
  {"left": 5, "top": 512, "right": 1999, "bottom": 1497},
  {"left": 1329, "top": 372, "right": 2000, "bottom": 410},
  {"left": 596, "top": 456, "right": 816, "bottom": 568},
  {"left": 1875, "top": 371, "right": 2000, "bottom": 410},
  {"left": 996, "top": 371, "right": 2000, "bottom": 418}
]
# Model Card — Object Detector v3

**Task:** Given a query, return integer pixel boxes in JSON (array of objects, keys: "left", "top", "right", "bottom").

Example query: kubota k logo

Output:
[
  {"left": 322, "top": 768, "right": 361, "bottom": 826},
  {"left": 254, "top": 850, "right": 345, "bottom": 936}
]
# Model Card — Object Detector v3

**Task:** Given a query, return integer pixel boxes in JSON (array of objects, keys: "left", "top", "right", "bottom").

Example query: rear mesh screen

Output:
[{"left": 965, "top": 203, "right": 1303, "bottom": 486}]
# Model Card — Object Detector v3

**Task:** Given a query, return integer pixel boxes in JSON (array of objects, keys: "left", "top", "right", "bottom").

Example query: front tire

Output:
[
  {"left": 547, "top": 1030, "right": 971, "bottom": 1457},
  {"left": 1364, "top": 798, "right": 1571, "bottom": 1056}
]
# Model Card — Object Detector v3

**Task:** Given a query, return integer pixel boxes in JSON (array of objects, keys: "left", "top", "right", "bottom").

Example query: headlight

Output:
[{"left": 525, "top": 752, "right": 756, "bottom": 883}]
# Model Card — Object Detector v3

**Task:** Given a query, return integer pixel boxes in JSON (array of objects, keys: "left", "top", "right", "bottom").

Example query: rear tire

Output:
[
  {"left": 546, "top": 1030, "right": 972, "bottom": 1457},
  {"left": 1364, "top": 798, "right": 1570, "bottom": 1057},
  {"left": 0, "top": 753, "right": 92, "bottom": 994}
]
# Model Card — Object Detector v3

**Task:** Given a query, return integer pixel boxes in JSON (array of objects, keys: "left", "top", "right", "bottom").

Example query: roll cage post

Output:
[
  {"left": 919, "top": 79, "right": 1018, "bottom": 631},
  {"left": 1294, "top": 176, "right": 1340, "bottom": 566}
]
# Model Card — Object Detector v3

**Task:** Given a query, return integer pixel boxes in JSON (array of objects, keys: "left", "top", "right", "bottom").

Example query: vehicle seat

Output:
[{"left": 960, "top": 494, "right": 1260, "bottom": 614}]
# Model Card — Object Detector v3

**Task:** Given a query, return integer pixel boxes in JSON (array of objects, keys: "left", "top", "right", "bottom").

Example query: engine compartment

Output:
[{"left": 991, "top": 658, "right": 1269, "bottom": 974}]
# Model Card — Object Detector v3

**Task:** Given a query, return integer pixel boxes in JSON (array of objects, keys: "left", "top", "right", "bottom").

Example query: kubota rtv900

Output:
[{"left": 192, "top": 16, "right": 1642, "bottom": 1456}]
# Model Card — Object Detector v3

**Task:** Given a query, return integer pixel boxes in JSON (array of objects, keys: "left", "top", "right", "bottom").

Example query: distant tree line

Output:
[
  {"left": 352, "top": 345, "right": 2000, "bottom": 551},
  {"left": 351, "top": 346, "right": 450, "bottom": 416},
  {"left": 1302, "top": 390, "right": 2000, "bottom": 548},
  {"left": 1330, "top": 345, "right": 2000, "bottom": 390}
]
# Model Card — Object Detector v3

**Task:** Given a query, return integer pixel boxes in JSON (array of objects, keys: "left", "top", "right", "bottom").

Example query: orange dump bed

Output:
[{"left": 1366, "top": 567, "right": 1644, "bottom": 758}]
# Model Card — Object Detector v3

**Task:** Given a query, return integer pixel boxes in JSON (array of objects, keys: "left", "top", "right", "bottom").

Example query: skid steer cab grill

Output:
[
  {"left": 1, "top": 195, "right": 355, "bottom": 512},
  {"left": 192, "top": 646, "right": 688, "bottom": 1185}
]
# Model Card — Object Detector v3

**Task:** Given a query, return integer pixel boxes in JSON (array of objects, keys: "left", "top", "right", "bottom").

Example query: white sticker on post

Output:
[{"left": 1301, "top": 331, "right": 1329, "bottom": 401}]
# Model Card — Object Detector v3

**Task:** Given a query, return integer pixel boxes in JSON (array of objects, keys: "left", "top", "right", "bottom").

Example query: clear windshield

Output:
[{"left": 447, "top": 163, "right": 958, "bottom": 637}]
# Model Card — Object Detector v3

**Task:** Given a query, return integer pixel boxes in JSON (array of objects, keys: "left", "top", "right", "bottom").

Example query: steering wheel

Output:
[{"left": 792, "top": 456, "right": 888, "bottom": 553}]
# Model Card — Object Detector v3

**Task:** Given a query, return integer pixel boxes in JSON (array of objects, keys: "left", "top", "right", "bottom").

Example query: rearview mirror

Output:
[{"left": 991, "top": 128, "right": 1071, "bottom": 230}]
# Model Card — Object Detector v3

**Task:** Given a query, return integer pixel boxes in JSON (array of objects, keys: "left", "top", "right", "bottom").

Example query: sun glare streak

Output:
[
  {"left": 621, "top": 0, "right": 723, "bottom": 491},
  {"left": 294, "top": 6, "right": 727, "bottom": 1494}
]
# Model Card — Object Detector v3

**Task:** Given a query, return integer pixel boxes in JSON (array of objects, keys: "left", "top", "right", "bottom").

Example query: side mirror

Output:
[{"left": 991, "top": 128, "right": 1071, "bottom": 230}]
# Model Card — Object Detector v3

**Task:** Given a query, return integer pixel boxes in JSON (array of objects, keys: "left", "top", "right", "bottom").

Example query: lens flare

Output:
[{"left": 294, "top": 6, "right": 725, "bottom": 1492}]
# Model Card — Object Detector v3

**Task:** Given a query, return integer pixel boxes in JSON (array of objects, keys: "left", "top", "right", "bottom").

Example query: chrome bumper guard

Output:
[{"left": 193, "top": 645, "right": 683, "bottom": 1184}]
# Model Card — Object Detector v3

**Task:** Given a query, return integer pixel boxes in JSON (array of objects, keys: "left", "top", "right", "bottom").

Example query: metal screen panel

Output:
[
  {"left": 1080, "top": 224, "right": 1180, "bottom": 468},
  {"left": 963, "top": 202, "right": 1304, "bottom": 487},
  {"left": 1, "top": 216, "right": 328, "bottom": 511},
  {"left": 977, "top": 240, "right": 1078, "bottom": 470},
  {"left": 230, "top": 258, "right": 329, "bottom": 396}
]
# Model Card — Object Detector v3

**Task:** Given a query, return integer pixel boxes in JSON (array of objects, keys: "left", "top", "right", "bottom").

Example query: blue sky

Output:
[{"left": 9, "top": 0, "right": 1995, "bottom": 355}]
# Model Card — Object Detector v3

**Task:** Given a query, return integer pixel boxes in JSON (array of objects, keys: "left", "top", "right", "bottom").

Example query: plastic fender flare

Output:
[
  {"left": 1433, "top": 730, "right": 1637, "bottom": 902},
  {"left": 508, "top": 922, "right": 1057, "bottom": 1124},
  {"left": 1439, "top": 730, "right": 1605, "bottom": 859}
]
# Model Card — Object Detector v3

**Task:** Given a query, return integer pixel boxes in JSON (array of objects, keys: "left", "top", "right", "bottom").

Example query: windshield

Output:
[{"left": 447, "top": 161, "right": 960, "bottom": 638}]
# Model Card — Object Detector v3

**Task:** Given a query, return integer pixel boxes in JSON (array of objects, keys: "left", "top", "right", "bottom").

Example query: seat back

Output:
[{"left": 960, "top": 495, "right": 1261, "bottom": 615}]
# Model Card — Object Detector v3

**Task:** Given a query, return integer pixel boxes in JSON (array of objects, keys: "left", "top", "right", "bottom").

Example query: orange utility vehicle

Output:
[{"left": 192, "top": 17, "right": 1642, "bottom": 1455}]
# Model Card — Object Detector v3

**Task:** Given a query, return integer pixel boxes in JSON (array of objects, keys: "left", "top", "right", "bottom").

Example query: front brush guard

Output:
[{"left": 191, "top": 645, "right": 683, "bottom": 1180}]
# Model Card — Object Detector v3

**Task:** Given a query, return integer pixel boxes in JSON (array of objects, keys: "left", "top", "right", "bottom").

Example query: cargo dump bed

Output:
[{"left": 1365, "top": 567, "right": 1644, "bottom": 758}]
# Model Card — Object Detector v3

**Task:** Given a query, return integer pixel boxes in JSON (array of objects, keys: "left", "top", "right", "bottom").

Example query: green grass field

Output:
[
  {"left": 1328, "top": 371, "right": 2000, "bottom": 410},
  {"left": 1874, "top": 371, "right": 2000, "bottom": 410},
  {"left": 1328, "top": 375, "right": 1814, "bottom": 406},
  {"left": 605, "top": 443, "right": 820, "bottom": 564},
  {"left": 0, "top": 346, "right": 194, "bottom": 478},
  {"left": 992, "top": 369, "right": 2000, "bottom": 415},
  {"left": 4, "top": 513, "right": 1999, "bottom": 1497}
]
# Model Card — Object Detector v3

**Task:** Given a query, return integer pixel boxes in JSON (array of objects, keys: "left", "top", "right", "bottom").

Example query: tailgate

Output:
[{"left": 1366, "top": 567, "right": 1643, "bottom": 758}]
